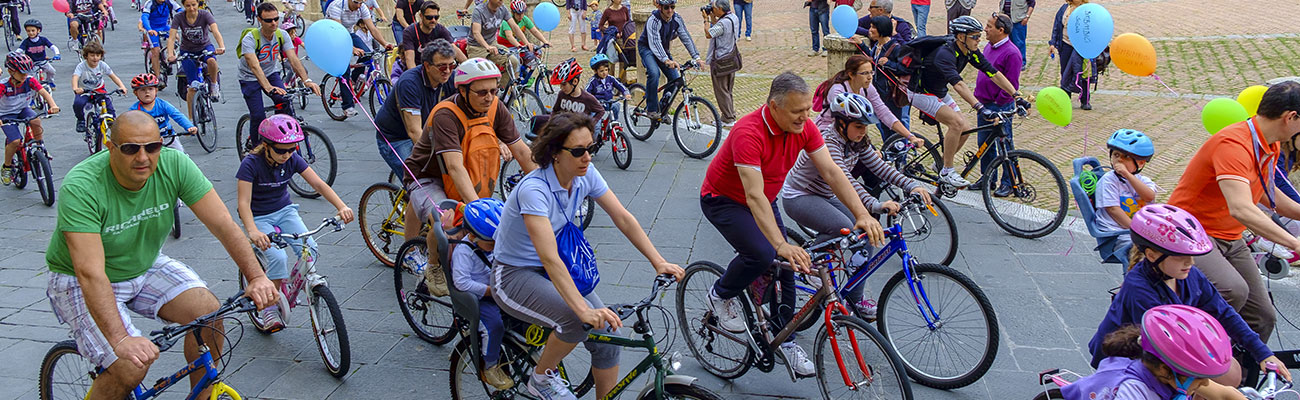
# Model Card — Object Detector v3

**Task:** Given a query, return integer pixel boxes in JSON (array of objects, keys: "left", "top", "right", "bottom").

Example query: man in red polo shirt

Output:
[
  {"left": 1167, "top": 81, "right": 1300, "bottom": 342},
  {"left": 698, "top": 71, "right": 880, "bottom": 377}
]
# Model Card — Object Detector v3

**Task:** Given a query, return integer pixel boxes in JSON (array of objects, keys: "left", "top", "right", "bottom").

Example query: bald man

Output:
[{"left": 44, "top": 111, "right": 278, "bottom": 399}]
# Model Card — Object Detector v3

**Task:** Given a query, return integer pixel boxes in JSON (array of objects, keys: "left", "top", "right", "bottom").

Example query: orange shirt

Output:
[{"left": 1167, "top": 118, "right": 1280, "bottom": 241}]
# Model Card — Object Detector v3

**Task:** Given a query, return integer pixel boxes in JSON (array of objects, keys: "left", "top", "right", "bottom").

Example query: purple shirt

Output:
[
  {"left": 974, "top": 37, "right": 1022, "bottom": 105},
  {"left": 236, "top": 153, "right": 308, "bottom": 216}
]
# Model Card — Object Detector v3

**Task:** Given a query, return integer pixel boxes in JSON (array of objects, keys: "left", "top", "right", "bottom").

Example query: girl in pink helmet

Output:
[
  {"left": 1087, "top": 204, "right": 1290, "bottom": 388},
  {"left": 235, "top": 114, "right": 355, "bottom": 330}
]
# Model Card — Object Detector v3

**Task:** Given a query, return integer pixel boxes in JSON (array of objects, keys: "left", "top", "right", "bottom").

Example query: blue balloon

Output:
[
  {"left": 830, "top": 5, "right": 858, "bottom": 39},
  {"left": 1066, "top": 3, "right": 1113, "bottom": 59},
  {"left": 303, "top": 19, "right": 352, "bottom": 77},
  {"left": 534, "top": 2, "right": 560, "bottom": 32}
]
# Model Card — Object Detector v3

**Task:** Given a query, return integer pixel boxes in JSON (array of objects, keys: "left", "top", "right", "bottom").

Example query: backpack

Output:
[
  {"left": 235, "top": 27, "right": 289, "bottom": 60},
  {"left": 881, "top": 35, "right": 952, "bottom": 79},
  {"left": 430, "top": 97, "right": 503, "bottom": 201},
  {"left": 811, "top": 79, "right": 835, "bottom": 113}
]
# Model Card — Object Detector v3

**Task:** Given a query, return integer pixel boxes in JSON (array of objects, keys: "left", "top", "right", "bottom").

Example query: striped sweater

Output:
[{"left": 780, "top": 128, "right": 919, "bottom": 213}]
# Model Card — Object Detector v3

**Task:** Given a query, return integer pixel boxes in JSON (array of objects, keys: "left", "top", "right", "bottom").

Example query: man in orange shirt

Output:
[{"left": 1167, "top": 81, "right": 1300, "bottom": 342}]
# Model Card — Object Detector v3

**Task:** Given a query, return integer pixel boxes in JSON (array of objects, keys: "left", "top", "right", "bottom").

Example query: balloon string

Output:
[
  {"left": 340, "top": 72, "right": 445, "bottom": 217},
  {"left": 1150, "top": 74, "right": 1183, "bottom": 99}
]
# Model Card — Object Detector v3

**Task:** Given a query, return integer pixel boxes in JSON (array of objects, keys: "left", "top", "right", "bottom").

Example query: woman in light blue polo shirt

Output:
[{"left": 491, "top": 113, "right": 684, "bottom": 400}]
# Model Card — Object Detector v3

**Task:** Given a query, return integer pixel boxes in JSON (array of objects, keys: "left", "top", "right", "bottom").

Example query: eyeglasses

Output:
[
  {"left": 269, "top": 144, "right": 299, "bottom": 155},
  {"left": 261, "top": 16, "right": 280, "bottom": 23},
  {"left": 468, "top": 87, "right": 499, "bottom": 97},
  {"left": 424, "top": 13, "right": 439, "bottom": 20},
  {"left": 659, "top": 4, "right": 674, "bottom": 9},
  {"left": 431, "top": 61, "right": 456, "bottom": 72},
  {"left": 868, "top": 5, "right": 881, "bottom": 9},
  {"left": 562, "top": 144, "right": 600, "bottom": 158},
  {"left": 114, "top": 141, "right": 164, "bottom": 155}
]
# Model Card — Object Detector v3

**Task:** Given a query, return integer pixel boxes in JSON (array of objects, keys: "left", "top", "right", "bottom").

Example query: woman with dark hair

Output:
[
  {"left": 490, "top": 112, "right": 684, "bottom": 400},
  {"left": 812, "top": 55, "right": 919, "bottom": 146},
  {"left": 852, "top": 16, "right": 913, "bottom": 134}
]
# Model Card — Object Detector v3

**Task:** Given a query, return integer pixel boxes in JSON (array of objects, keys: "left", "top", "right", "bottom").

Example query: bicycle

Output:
[
  {"left": 676, "top": 231, "right": 914, "bottom": 399},
  {"left": 281, "top": 54, "right": 311, "bottom": 110},
  {"left": 80, "top": 89, "right": 124, "bottom": 154},
  {"left": 624, "top": 60, "right": 723, "bottom": 159},
  {"left": 882, "top": 101, "right": 1068, "bottom": 239},
  {"left": 38, "top": 290, "right": 257, "bottom": 400},
  {"left": 1033, "top": 361, "right": 1299, "bottom": 399},
  {"left": 174, "top": 51, "right": 219, "bottom": 153},
  {"left": 66, "top": 12, "right": 105, "bottom": 57},
  {"left": 30, "top": 59, "right": 57, "bottom": 111},
  {"left": 281, "top": 0, "right": 306, "bottom": 37},
  {"left": 594, "top": 100, "right": 633, "bottom": 170},
  {"left": 503, "top": 45, "right": 548, "bottom": 135},
  {"left": 237, "top": 217, "right": 352, "bottom": 378},
  {"left": 4, "top": 112, "right": 56, "bottom": 206},
  {"left": 498, "top": 157, "right": 596, "bottom": 230},
  {"left": 141, "top": 33, "right": 175, "bottom": 90},
  {"left": 320, "top": 48, "right": 392, "bottom": 121},
  {"left": 0, "top": 2, "right": 18, "bottom": 51},
  {"left": 234, "top": 86, "right": 338, "bottom": 199},
  {"left": 792, "top": 182, "right": 958, "bottom": 267}
]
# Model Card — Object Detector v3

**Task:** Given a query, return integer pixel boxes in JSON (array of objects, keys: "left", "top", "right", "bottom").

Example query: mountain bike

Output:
[
  {"left": 81, "top": 89, "right": 124, "bottom": 154},
  {"left": 4, "top": 112, "right": 55, "bottom": 206},
  {"left": 235, "top": 87, "right": 337, "bottom": 199},
  {"left": 498, "top": 157, "right": 595, "bottom": 230},
  {"left": 237, "top": 217, "right": 352, "bottom": 378},
  {"left": 320, "top": 48, "right": 392, "bottom": 121},
  {"left": 38, "top": 291, "right": 257, "bottom": 400},
  {"left": 503, "top": 45, "right": 548, "bottom": 135},
  {"left": 676, "top": 236, "right": 914, "bottom": 399},
  {"left": 624, "top": 60, "right": 722, "bottom": 159},
  {"left": 174, "top": 51, "right": 219, "bottom": 153},
  {"left": 30, "top": 59, "right": 57, "bottom": 111},
  {"left": 882, "top": 101, "right": 1067, "bottom": 239}
]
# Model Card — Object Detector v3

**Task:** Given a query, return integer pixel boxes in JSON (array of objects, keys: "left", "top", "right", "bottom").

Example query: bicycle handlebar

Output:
[
  {"left": 0, "top": 112, "right": 54, "bottom": 125},
  {"left": 582, "top": 274, "right": 676, "bottom": 330},
  {"left": 268, "top": 217, "right": 345, "bottom": 248},
  {"left": 175, "top": 50, "right": 217, "bottom": 61},
  {"left": 148, "top": 291, "right": 257, "bottom": 352}
]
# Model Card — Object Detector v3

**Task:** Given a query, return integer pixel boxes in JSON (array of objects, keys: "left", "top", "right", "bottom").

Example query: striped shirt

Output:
[{"left": 780, "top": 128, "right": 919, "bottom": 213}]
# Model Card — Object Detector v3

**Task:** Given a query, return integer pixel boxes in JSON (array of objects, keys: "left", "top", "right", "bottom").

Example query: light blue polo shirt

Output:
[{"left": 494, "top": 164, "right": 609, "bottom": 268}]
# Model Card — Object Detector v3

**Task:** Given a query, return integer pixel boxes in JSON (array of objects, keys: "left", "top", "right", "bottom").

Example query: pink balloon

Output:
[{"left": 52, "top": 0, "right": 69, "bottom": 13}]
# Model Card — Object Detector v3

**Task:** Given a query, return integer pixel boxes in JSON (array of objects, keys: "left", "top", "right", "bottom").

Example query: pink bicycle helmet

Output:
[
  {"left": 258, "top": 114, "right": 305, "bottom": 144},
  {"left": 1129, "top": 204, "right": 1213, "bottom": 257},
  {"left": 1140, "top": 304, "right": 1232, "bottom": 378}
]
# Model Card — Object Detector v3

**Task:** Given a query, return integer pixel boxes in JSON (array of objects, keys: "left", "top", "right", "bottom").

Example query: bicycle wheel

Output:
[
  {"left": 368, "top": 76, "right": 392, "bottom": 117},
  {"left": 881, "top": 134, "right": 940, "bottom": 185},
  {"left": 549, "top": 0, "right": 565, "bottom": 6},
  {"left": 877, "top": 263, "right": 998, "bottom": 389},
  {"left": 638, "top": 383, "right": 726, "bottom": 400},
  {"left": 234, "top": 114, "right": 251, "bottom": 155},
  {"left": 507, "top": 89, "right": 544, "bottom": 139},
  {"left": 884, "top": 196, "right": 958, "bottom": 266},
  {"left": 577, "top": 196, "right": 594, "bottom": 231},
  {"left": 533, "top": 67, "right": 558, "bottom": 112},
  {"left": 195, "top": 96, "right": 218, "bottom": 153},
  {"left": 92, "top": 119, "right": 108, "bottom": 153},
  {"left": 624, "top": 84, "right": 656, "bottom": 141},
  {"left": 171, "top": 204, "right": 181, "bottom": 238},
  {"left": 10, "top": 152, "right": 25, "bottom": 189},
  {"left": 309, "top": 285, "right": 351, "bottom": 378},
  {"left": 34, "top": 149, "right": 53, "bottom": 206},
  {"left": 609, "top": 122, "right": 632, "bottom": 170},
  {"left": 1032, "top": 388, "right": 1065, "bottom": 400},
  {"left": 291, "top": 14, "right": 305, "bottom": 37},
  {"left": 671, "top": 96, "right": 722, "bottom": 159},
  {"left": 320, "top": 75, "right": 347, "bottom": 121},
  {"left": 360, "top": 182, "right": 405, "bottom": 268},
  {"left": 496, "top": 158, "right": 524, "bottom": 200},
  {"left": 394, "top": 238, "right": 458, "bottom": 344},
  {"left": 813, "top": 315, "right": 913, "bottom": 400},
  {"left": 293, "top": 76, "right": 309, "bottom": 110},
  {"left": 981, "top": 150, "right": 1068, "bottom": 239},
  {"left": 288, "top": 126, "right": 337, "bottom": 199},
  {"left": 39, "top": 340, "right": 95, "bottom": 400},
  {"left": 675, "top": 260, "right": 754, "bottom": 379}
]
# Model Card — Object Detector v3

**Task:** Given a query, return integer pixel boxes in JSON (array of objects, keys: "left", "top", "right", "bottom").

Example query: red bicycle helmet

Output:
[
  {"left": 510, "top": 0, "right": 526, "bottom": 14},
  {"left": 549, "top": 58, "right": 582, "bottom": 86},
  {"left": 5, "top": 52, "right": 32, "bottom": 74},
  {"left": 130, "top": 73, "right": 161, "bottom": 89}
]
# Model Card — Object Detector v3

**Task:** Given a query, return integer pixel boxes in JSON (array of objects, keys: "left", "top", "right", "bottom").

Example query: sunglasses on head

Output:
[
  {"left": 269, "top": 144, "right": 298, "bottom": 155},
  {"left": 261, "top": 16, "right": 280, "bottom": 23},
  {"left": 424, "top": 13, "right": 439, "bottom": 20},
  {"left": 562, "top": 144, "right": 600, "bottom": 158},
  {"left": 114, "top": 141, "right": 164, "bottom": 155},
  {"left": 468, "top": 87, "right": 499, "bottom": 97}
]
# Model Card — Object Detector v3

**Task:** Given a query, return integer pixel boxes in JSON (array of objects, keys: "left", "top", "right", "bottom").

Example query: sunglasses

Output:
[
  {"left": 966, "top": 34, "right": 982, "bottom": 40},
  {"left": 468, "top": 87, "right": 499, "bottom": 97},
  {"left": 424, "top": 13, "right": 439, "bottom": 20},
  {"left": 261, "top": 16, "right": 280, "bottom": 23},
  {"left": 431, "top": 61, "right": 456, "bottom": 72},
  {"left": 270, "top": 144, "right": 299, "bottom": 155},
  {"left": 114, "top": 141, "right": 164, "bottom": 155},
  {"left": 562, "top": 144, "right": 600, "bottom": 158},
  {"left": 659, "top": 4, "right": 674, "bottom": 9}
]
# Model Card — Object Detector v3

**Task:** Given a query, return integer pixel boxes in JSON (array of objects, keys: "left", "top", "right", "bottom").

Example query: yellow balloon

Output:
[
  {"left": 1110, "top": 33, "right": 1157, "bottom": 77},
  {"left": 1237, "top": 85, "right": 1268, "bottom": 117}
]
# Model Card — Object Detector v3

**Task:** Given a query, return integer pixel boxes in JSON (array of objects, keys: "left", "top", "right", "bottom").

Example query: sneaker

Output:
[
  {"left": 403, "top": 251, "right": 428, "bottom": 275},
  {"left": 343, "top": 107, "right": 359, "bottom": 118},
  {"left": 779, "top": 342, "right": 816, "bottom": 377},
  {"left": 722, "top": 121, "right": 736, "bottom": 128},
  {"left": 75, "top": 121, "right": 86, "bottom": 133},
  {"left": 808, "top": 49, "right": 819, "bottom": 57},
  {"left": 745, "top": 35, "right": 752, "bottom": 41},
  {"left": 853, "top": 299, "right": 878, "bottom": 320},
  {"left": 939, "top": 170, "right": 972, "bottom": 188},
  {"left": 992, "top": 185, "right": 1014, "bottom": 198},
  {"left": 1081, "top": 103, "right": 1093, "bottom": 111},
  {"left": 257, "top": 305, "right": 286, "bottom": 332},
  {"left": 422, "top": 262, "right": 449, "bottom": 297},
  {"left": 0, "top": 165, "right": 13, "bottom": 186},
  {"left": 246, "top": 17, "right": 254, "bottom": 25},
  {"left": 1252, "top": 235, "right": 1297, "bottom": 261},
  {"left": 481, "top": 363, "right": 515, "bottom": 390},
  {"left": 820, "top": 50, "right": 828, "bottom": 57},
  {"left": 707, "top": 288, "right": 746, "bottom": 332},
  {"left": 526, "top": 369, "right": 577, "bottom": 400}
]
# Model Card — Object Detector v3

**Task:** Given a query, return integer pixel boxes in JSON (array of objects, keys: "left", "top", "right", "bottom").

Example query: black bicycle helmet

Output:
[
  {"left": 948, "top": 15, "right": 983, "bottom": 34},
  {"left": 23, "top": 19, "right": 40, "bottom": 30}
]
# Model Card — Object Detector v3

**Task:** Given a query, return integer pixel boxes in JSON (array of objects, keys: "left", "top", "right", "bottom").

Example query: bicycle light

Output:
[{"left": 669, "top": 352, "right": 683, "bottom": 371}]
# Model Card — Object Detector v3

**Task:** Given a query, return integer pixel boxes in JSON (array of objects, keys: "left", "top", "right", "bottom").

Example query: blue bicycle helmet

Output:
[
  {"left": 1107, "top": 129, "right": 1155, "bottom": 160},
  {"left": 589, "top": 53, "right": 611, "bottom": 69},
  {"left": 463, "top": 198, "right": 504, "bottom": 240}
]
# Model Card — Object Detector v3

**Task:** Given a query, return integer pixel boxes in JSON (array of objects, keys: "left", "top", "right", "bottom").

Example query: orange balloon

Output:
[{"left": 1110, "top": 33, "right": 1157, "bottom": 77}]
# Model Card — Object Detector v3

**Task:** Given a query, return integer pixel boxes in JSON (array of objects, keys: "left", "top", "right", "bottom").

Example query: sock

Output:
[{"left": 940, "top": 167, "right": 954, "bottom": 175}]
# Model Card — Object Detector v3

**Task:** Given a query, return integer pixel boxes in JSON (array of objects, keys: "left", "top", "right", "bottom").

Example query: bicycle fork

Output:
[
  {"left": 901, "top": 255, "right": 942, "bottom": 330},
  {"left": 824, "top": 300, "right": 874, "bottom": 389}
]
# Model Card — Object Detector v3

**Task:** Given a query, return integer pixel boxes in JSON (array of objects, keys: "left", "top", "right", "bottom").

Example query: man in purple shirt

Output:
[{"left": 970, "top": 12, "right": 1022, "bottom": 196}]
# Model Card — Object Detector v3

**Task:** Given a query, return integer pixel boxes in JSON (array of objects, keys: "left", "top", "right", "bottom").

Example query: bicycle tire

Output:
[
  {"left": 624, "top": 84, "right": 656, "bottom": 141},
  {"left": 671, "top": 96, "right": 722, "bottom": 159},
  {"left": 368, "top": 76, "right": 392, "bottom": 118},
  {"left": 550, "top": 0, "right": 566, "bottom": 7},
  {"left": 448, "top": 336, "right": 593, "bottom": 400},
  {"left": 533, "top": 67, "right": 558, "bottom": 112},
  {"left": 10, "top": 152, "right": 24, "bottom": 189},
  {"left": 310, "top": 285, "right": 351, "bottom": 378},
  {"left": 1032, "top": 388, "right": 1065, "bottom": 400},
  {"left": 195, "top": 97, "right": 218, "bottom": 153},
  {"left": 507, "top": 89, "right": 544, "bottom": 139},
  {"left": 637, "top": 382, "right": 726, "bottom": 400},
  {"left": 980, "top": 150, "right": 1068, "bottom": 239},
  {"left": 288, "top": 126, "right": 337, "bottom": 199},
  {"left": 171, "top": 204, "right": 181, "bottom": 238},
  {"left": 39, "top": 339, "right": 95, "bottom": 400},
  {"left": 877, "top": 263, "right": 998, "bottom": 389},
  {"left": 675, "top": 260, "right": 755, "bottom": 379},
  {"left": 360, "top": 182, "right": 404, "bottom": 268},
  {"left": 34, "top": 149, "right": 52, "bottom": 206},
  {"left": 885, "top": 195, "right": 958, "bottom": 266},
  {"left": 498, "top": 158, "right": 595, "bottom": 230},
  {"left": 92, "top": 120, "right": 107, "bottom": 153},
  {"left": 609, "top": 122, "right": 632, "bottom": 170},
  {"left": 394, "top": 238, "right": 458, "bottom": 345},
  {"left": 291, "top": 15, "right": 305, "bottom": 37},
  {"left": 320, "top": 75, "right": 347, "bottom": 121},
  {"left": 814, "top": 315, "right": 913, "bottom": 400},
  {"left": 234, "top": 113, "right": 251, "bottom": 155}
]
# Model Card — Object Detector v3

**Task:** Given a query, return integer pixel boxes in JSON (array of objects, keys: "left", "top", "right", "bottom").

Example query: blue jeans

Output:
[
  {"left": 809, "top": 7, "right": 829, "bottom": 52},
  {"left": 478, "top": 299, "right": 504, "bottom": 365},
  {"left": 733, "top": 1, "right": 753, "bottom": 37},
  {"left": 1011, "top": 22, "right": 1028, "bottom": 64},
  {"left": 253, "top": 204, "right": 319, "bottom": 281},
  {"left": 392, "top": 22, "right": 405, "bottom": 46},
  {"left": 976, "top": 101, "right": 1015, "bottom": 190},
  {"left": 912, "top": 4, "right": 929, "bottom": 37},
  {"left": 638, "top": 46, "right": 680, "bottom": 114},
  {"left": 874, "top": 105, "right": 911, "bottom": 143},
  {"left": 342, "top": 32, "right": 373, "bottom": 110},
  {"left": 377, "top": 136, "right": 413, "bottom": 179}
]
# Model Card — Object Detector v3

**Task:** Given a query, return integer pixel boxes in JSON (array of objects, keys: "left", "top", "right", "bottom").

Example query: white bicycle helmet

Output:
[
  {"left": 948, "top": 15, "right": 983, "bottom": 34},
  {"left": 829, "top": 92, "right": 880, "bottom": 126},
  {"left": 454, "top": 58, "right": 502, "bottom": 87}
]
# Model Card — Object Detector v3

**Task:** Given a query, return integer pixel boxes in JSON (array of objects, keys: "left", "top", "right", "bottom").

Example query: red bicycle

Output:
[
  {"left": 4, "top": 112, "right": 56, "bottom": 206},
  {"left": 593, "top": 101, "right": 632, "bottom": 170}
]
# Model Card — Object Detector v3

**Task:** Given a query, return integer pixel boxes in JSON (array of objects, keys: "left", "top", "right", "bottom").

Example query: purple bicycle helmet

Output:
[
  {"left": 1140, "top": 304, "right": 1232, "bottom": 378},
  {"left": 258, "top": 114, "right": 305, "bottom": 144},
  {"left": 1129, "top": 204, "right": 1213, "bottom": 258}
]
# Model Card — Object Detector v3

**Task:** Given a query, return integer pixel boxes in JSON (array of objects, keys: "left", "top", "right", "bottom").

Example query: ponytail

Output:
[
  {"left": 1100, "top": 324, "right": 1142, "bottom": 358},
  {"left": 1127, "top": 245, "right": 1146, "bottom": 271}
]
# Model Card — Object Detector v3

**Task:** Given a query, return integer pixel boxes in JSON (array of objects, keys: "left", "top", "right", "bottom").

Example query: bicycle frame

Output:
[
  {"left": 830, "top": 225, "right": 943, "bottom": 330},
  {"left": 93, "top": 350, "right": 235, "bottom": 400},
  {"left": 377, "top": 187, "right": 410, "bottom": 238}
]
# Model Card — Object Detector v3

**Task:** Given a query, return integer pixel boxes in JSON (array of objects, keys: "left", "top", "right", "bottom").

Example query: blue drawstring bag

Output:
[{"left": 534, "top": 176, "right": 600, "bottom": 295}]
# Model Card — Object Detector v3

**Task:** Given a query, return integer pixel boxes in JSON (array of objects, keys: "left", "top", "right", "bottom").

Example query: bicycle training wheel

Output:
[
  {"left": 623, "top": 84, "right": 656, "bottom": 141},
  {"left": 309, "top": 285, "right": 351, "bottom": 378},
  {"left": 368, "top": 77, "right": 392, "bottom": 118},
  {"left": 671, "top": 96, "right": 722, "bottom": 159},
  {"left": 609, "top": 122, "right": 632, "bottom": 170},
  {"left": 195, "top": 96, "right": 218, "bottom": 153},
  {"left": 507, "top": 89, "right": 544, "bottom": 139},
  {"left": 288, "top": 126, "right": 337, "bottom": 199},
  {"left": 359, "top": 182, "right": 405, "bottom": 268},
  {"left": 394, "top": 238, "right": 458, "bottom": 345},
  {"left": 981, "top": 150, "right": 1068, "bottom": 239},
  {"left": 675, "top": 260, "right": 754, "bottom": 379},
  {"left": 320, "top": 75, "right": 347, "bottom": 121},
  {"left": 39, "top": 340, "right": 95, "bottom": 400},
  {"left": 877, "top": 263, "right": 998, "bottom": 389},
  {"left": 884, "top": 194, "right": 958, "bottom": 266},
  {"left": 33, "top": 148, "right": 54, "bottom": 206},
  {"left": 814, "top": 315, "right": 913, "bottom": 400}
]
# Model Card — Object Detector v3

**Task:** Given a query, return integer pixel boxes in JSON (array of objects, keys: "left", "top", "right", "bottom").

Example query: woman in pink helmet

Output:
[
  {"left": 235, "top": 114, "right": 355, "bottom": 330},
  {"left": 1087, "top": 204, "right": 1290, "bottom": 388}
]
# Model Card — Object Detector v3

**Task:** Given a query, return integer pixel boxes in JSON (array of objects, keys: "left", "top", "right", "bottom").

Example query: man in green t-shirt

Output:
[{"left": 44, "top": 111, "right": 278, "bottom": 400}]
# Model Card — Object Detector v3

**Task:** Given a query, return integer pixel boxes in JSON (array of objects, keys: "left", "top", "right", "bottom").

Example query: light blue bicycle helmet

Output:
[
  {"left": 829, "top": 92, "right": 880, "bottom": 126},
  {"left": 1107, "top": 129, "right": 1155, "bottom": 160},
  {"left": 464, "top": 198, "right": 504, "bottom": 240},
  {"left": 589, "top": 53, "right": 612, "bottom": 69}
]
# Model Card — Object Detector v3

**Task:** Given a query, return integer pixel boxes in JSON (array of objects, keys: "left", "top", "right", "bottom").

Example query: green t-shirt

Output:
[
  {"left": 500, "top": 15, "right": 534, "bottom": 32},
  {"left": 46, "top": 148, "right": 214, "bottom": 282}
]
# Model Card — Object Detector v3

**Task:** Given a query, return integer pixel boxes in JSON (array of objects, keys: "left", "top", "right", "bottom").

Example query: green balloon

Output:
[
  {"left": 1201, "top": 97, "right": 1250, "bottom": 135},
  {"left": 1036, "top": 87, "right": 1072, "bottom": 127}
]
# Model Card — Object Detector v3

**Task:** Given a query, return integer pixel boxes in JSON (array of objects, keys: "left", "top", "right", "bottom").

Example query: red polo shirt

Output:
[{"left": 701, "top": 105, "right": 825, "bottom": 206}]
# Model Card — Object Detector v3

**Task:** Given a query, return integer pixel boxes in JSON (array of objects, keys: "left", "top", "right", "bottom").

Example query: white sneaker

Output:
[
  {"left": 1252, "top": 234, "right": 1296, "bottom": 261},
  {"left": 745, "top": 36, "right": 752, "bottom": 41},
  {"left": 526, "top": 369, "right": 577, "bottom": 400},
  {"left": 343, "top": 107, "right": 359, "bottom": 118},
  {"left": 707, "top": 289, "right": 746, "bottom": 333},
  {"left": 808, "top": 49, "right": 819, "bottom": 57},
  {"left": 779, "top": 342, "right": 816, "bottom": 377},
  {"left": 939, "top": 170, "right": 972, "bottom": 188},
  {"left": 820, "top": 50, "right": 828, "bottom": 57},
  {"left": 853, "top": 299, "right": 878, "bottom": 320}
]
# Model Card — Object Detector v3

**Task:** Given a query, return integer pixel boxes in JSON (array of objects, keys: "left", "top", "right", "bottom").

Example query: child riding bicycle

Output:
[
  {"left": 585, "top": 54, "right": 627, "bottom": 119},
  {"left": 0, "top": 52, "right": 57, "bottom": 185},
  {"left": 127, "top": 73, "right": 193, "bottom": 152}
]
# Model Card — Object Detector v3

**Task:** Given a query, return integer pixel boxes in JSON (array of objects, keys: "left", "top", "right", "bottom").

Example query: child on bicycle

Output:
[
  {"left": 236, "top": 114, "right": 354, "bottom": 331},
  {"left": 281, "top": 21, "right": 304, "bottom": 57},
  {"left": 19, "top": 20, "right": 58, "bottom": 86},
  {"left": 1067, "top": 305, "right": 1246, "bottom": 400},
  {"left": 127, "top": 73, "right": 195, "bottom": 152},
  {"left": 448, "top": 198, "right": 513, "bottom": 391},
  {"left": 530, "top": 58, "right": 604, "bottom": 137},
  {"left": 65, "top": 0, "right": 108, "bottom": 43},
  {"left": 70, "top": 41, "right": 125, "bottom": 134},
  {"left": 1094, "top": 129, "right": 1158, "bottom": 261},
  {"left": 0, "top": 52, "right": 57, "bottom": 186},
  {"left": 585, "top": 54, "right": 627, "bottom": 119},
  {"left": 1088, "top": 204, "right": 1290, "bottom": 388}
]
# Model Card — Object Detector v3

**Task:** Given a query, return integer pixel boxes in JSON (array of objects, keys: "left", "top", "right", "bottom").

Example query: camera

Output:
[{"left": 700, "top": 4, "right": 713, "bottom": 14}]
